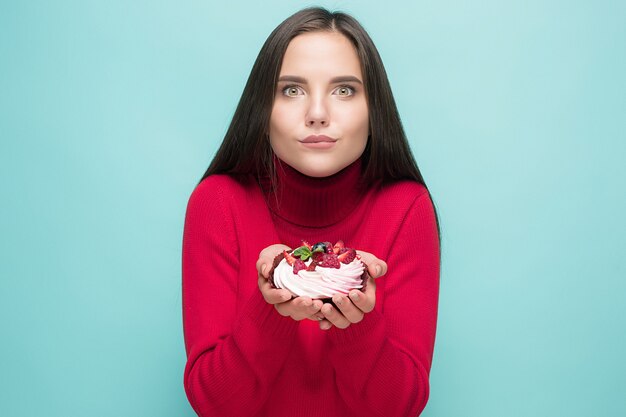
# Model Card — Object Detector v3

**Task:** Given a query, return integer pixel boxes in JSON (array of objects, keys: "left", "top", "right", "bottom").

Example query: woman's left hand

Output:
[{"left": 318, "top": 250, "right": 387, "bottom": 330}]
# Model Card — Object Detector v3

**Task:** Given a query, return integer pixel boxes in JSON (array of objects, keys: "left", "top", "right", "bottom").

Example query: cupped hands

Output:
[{"left": 256, "top": 244, "right": 387, "bottom": 330}]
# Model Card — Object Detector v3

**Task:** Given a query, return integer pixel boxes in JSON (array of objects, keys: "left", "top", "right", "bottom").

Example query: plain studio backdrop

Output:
[{"left": 1, "top": 1, "right": 624, "bottom": 416}]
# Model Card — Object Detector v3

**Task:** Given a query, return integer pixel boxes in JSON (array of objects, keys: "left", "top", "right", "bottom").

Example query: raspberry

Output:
[
  {"left": 293, "top": 259, "right": 307, "bottom": 274},
  {"left": 319, "top": 253, "right": 340, "bottom": 269},
  {"left": 311, "top": 251, "right": 324, "bottom": 263}
]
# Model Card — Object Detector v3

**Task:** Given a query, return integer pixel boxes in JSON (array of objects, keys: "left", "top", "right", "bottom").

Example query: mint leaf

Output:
[{"left": 292, "top": 246, "right": 312, "bottom": 261}]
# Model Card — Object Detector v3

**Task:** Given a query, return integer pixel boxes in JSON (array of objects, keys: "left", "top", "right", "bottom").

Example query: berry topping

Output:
[
  {"left": 293, "top": 259, "right": 307, "bottom": 274},
  {"left": 283, "top": 250, "right": 296, "bottom": 266},
  {"left": 311, "top": 242, "right": 327, "bottom": 254},
  {"left": 337, "top": 248, "right": 357, "bottom": 264},
  {"left": 332, "top": 240, "right": 345, "bottom": 254},
  {"left": 319, "top": 253, "right": 340, "bottom": 269},
  {"left": 311, "top": 251, "right": 325, "bottom": 263},
  {"left": 306, "top": 261, "right": 318, "bottom": 271}
]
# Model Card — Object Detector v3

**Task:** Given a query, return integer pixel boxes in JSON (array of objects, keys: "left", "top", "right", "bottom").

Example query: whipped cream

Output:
[{"left": 273, "top": 258, "right": 365, "bottom": 299}]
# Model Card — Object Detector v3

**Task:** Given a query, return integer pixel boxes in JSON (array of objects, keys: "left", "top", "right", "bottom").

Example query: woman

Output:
[{"left": 182, "top": 7, "right": 441, "bottom": 417}]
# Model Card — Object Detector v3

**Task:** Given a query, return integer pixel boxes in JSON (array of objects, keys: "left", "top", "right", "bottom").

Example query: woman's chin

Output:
[
  {"left": 295, "top": 164, "right": 343, "bottom": 178},
  {"left": 288, "top": 154, "right": 362, "bottom": 178}
]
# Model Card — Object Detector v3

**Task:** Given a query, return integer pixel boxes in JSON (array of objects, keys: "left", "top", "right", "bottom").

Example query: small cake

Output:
[{"left": 269, "top": 241, "right": 369, "bottom": 299}]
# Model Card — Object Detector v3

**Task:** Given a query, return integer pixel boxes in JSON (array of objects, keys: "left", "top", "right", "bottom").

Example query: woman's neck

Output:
[{"left": 262, "top": 157, "right": 366, "bottom": 227}]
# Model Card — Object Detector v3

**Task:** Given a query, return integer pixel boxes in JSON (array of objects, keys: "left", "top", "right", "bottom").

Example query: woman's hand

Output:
[
  {"left": 318, "top": 250, "right": 388, "bottom": 330},
  {"left": 256, "top": 244, "right": 325, "bottom": 322}
]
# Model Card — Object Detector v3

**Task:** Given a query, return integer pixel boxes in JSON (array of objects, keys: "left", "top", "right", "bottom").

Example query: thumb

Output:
[
  {"left": 367, "top": 260, "right": 387, "bottom": 279},
  {"left": 356, "top": 250, "right": 387, "bottom": 279}
]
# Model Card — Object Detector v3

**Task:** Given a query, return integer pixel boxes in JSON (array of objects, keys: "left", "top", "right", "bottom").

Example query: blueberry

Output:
[
  {"left": 312, "top": 242, "right": 327, "bottom": 253},
  {"left": 312, "top": 241, "right": 333, "bottom": 254}
]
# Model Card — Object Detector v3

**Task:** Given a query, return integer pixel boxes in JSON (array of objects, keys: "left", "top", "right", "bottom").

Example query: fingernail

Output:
[
  {"left": 333, "top": 296, "right": 342, "bottom": 305},
  {"left": 350, "top": 292, "right": 359, "bottom": 301},
  {"left": 375, "top": 265, "right": 381, "bottom": 277}
]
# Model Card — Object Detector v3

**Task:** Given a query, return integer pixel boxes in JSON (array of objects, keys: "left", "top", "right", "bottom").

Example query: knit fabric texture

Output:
[{"left": 182, "top": 158, "right": 440, "bottom": 417}]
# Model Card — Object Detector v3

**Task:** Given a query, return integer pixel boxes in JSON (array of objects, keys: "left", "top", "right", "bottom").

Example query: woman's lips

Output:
[
  {"left": 301, "top": 141, "right": 336, "bottom": 149},
  {"left": 300, "top": 135, "right": 337, "bottom": 149}
]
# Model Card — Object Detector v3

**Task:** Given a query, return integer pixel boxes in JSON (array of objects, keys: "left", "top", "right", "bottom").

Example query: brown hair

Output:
[{"left": 200, "top": 7, "right": 441, "bottom": 242}]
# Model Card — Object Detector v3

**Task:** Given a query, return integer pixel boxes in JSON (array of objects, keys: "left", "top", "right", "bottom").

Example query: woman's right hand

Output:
[{"left": 256, "top": 244, "right": 325, "bottom": 322}]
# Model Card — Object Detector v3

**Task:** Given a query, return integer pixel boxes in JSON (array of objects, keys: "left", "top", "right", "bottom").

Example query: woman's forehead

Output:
[{"left": 279, "top": 32, "right": 363, "bottom": 80}]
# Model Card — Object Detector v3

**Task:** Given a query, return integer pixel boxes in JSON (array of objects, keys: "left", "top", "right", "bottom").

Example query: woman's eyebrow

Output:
[{"left": 277, "top": 75, "right": 363, "bottom": 84}]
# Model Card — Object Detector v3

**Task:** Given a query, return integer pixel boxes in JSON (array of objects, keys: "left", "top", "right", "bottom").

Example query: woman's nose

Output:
[{"left": 305, "top": 95, "right": 329, "bottom": 127}]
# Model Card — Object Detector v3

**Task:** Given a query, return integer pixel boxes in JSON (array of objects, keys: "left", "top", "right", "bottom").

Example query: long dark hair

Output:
[{"left": 200, "top": 7, "right": 441, "bottom": 244}]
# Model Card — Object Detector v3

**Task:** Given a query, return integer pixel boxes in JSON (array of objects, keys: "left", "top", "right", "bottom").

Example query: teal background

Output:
[{"left": 1, "top": 0, "right": 624, "bottom": 416}]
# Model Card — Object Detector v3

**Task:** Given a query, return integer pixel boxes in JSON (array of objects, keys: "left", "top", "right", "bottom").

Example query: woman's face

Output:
[{"left": 269, "top": 31, "right": 369, "bottom": 178}]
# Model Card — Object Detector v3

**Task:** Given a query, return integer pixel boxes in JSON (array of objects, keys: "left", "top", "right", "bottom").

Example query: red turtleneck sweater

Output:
[{"left": 182, "top": 159, "right": 440, "bottom": 417}]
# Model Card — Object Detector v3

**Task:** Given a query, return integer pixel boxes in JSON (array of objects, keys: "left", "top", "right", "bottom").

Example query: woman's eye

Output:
[
  {"left": 282, "top": 85, "right": 302, "bottom": 96},
  {"left": 280, "top": 84, "right": 356, "bottom": 97},
  {"left": 335, "top": 85, "right": 355, "bottom": 96}
]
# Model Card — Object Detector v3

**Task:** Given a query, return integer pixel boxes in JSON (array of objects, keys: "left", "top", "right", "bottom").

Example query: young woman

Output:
[{"left": 182, "top": 7, "right": 441, "bottom": 417}]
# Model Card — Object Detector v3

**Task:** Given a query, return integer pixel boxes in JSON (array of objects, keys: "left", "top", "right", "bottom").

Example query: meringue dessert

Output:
[{"left": 269, "top": 241, "right": 368, "bottom": 299}]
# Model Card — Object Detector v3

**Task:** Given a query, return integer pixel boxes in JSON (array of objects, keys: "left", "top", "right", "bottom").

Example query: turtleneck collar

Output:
[{"left": 261, "top": 157, "right": 366, "bottom": 227}]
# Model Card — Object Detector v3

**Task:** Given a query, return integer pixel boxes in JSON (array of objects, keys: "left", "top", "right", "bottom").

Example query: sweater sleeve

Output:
[
  {"left": 326, "top": 191, "right": 440, "bottom": 417},
  {"left": 182, "top": 178, "right": 298, "bottom": 416}
]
